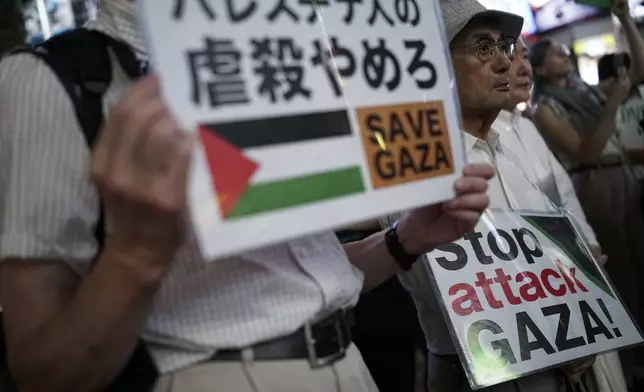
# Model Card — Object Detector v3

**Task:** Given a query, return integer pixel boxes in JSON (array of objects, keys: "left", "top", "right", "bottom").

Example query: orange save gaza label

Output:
[{"left": 356, "top": 101, "right": 454, "bottom": 190}]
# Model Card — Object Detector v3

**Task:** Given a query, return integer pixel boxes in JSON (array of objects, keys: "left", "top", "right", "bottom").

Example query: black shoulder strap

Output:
[
  {"left": 10, "top": 29, "right": 142, "bottom": 248},
  {"left": 10, "top": 29, "right": 142, "bottom": 147},
  {"left": 1, "top": 31, "right": 158, "bottom": 392}
]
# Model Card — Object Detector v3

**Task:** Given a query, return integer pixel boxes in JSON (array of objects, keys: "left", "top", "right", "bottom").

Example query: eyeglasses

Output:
[{"left": 453, "top": 37, "right": 517, "bottom": 62}]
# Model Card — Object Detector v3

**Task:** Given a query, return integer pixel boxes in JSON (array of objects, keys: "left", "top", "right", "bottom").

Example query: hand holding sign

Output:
[
  {"left": 396, "top": 163, "right": 493, "bottom": 255},
  {"left": 92, "top": 75, "right": 195, "bottom": 268}
]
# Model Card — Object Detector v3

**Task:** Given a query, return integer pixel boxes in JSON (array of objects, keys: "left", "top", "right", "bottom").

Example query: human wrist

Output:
[
  {"left": 385, "top": 222, "right": 419, "bottom": 271},
  {"left": 100, "top": 243, "right": 173, "bottom": 287},
  {"left": 393, "top": 218, "right": 423, "bottom": 257}
]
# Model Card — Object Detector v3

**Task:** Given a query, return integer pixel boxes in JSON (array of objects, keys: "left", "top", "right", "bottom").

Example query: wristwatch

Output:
[{"left": 385, "top": 221, "right": 420, "bottom": 271}]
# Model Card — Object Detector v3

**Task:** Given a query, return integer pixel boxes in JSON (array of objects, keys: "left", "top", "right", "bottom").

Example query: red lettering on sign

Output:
[{"left": 447, "top": 265, "right": 590, "bottom": 315}]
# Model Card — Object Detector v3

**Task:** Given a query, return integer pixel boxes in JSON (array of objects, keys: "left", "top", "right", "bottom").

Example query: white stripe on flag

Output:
[{"left": 245, "top": 136, "right": 363, "bottom": 183}]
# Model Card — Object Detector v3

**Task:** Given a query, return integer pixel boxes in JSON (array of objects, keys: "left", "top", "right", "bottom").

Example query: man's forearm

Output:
[
  {"left": 343, "top": 231, "right": 401, "bottom": 293},
  {"left": 11, "top": 247, "right": 168, "bottom": 392}
]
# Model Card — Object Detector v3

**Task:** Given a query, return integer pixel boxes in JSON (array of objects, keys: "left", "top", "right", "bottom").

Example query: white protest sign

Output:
[
  {"left": 425, "top": 210, "right": 643, "bottom": 389},
  {"left": 138, "top": 0, "right": 466, "bottom": 259}
]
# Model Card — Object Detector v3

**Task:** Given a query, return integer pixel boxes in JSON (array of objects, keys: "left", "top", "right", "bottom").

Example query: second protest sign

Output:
[{"left": 426, "top": 210, "right": 643, "bottom": 389}]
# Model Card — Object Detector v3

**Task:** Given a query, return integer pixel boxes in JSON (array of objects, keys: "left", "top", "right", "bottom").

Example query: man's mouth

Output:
[{"left": 494, "top": 82, "right": 511, "bottom": 91}]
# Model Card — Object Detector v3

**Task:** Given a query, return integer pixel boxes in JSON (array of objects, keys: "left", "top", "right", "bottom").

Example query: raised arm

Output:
[
  {"left": 613, "top": 0, "right": 644, "bottom": 84},
  {"left": 534, "top": 72, "right": 630, "bottom": 165}
]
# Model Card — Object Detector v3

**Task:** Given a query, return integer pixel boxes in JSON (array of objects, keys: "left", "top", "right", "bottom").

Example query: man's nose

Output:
[{"left": 492, "top": 47, "right": 511, "bottom": 74}]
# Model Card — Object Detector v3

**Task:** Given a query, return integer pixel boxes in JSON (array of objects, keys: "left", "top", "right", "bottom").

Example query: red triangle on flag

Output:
[{"left": 199, "top": 126, "right": 259, "bottom": 218}]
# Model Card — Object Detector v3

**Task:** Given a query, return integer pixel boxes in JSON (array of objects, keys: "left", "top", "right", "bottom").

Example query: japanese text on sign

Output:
[
  {"left": 172, "top": 0, "right": 421, "bottom": 26},
  {"left": 174, "top": 0, "right": 437, "bottom": 108}
]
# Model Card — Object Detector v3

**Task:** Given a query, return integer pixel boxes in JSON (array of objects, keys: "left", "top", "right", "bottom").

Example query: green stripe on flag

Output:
[{"left": 227, "top": 166, "right": 365, "bottom": 219}]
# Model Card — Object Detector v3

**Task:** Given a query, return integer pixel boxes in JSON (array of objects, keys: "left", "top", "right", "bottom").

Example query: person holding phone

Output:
[
  {"left": 597, "top": 52, "right": 644, "bottom": 212},
  {"left": 530, "top": 1, "right": 644, "bottom": 388}
]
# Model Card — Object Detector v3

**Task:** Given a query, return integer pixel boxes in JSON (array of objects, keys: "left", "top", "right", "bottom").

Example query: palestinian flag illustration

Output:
[
  {"left": 199, "top": 109, "right": 366, "bottom": 220},
  {"left": 523, "top": 215, "right": 613, "bottom": 298}
]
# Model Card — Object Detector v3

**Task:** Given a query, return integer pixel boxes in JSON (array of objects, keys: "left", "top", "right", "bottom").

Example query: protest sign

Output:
[
  {"left": 425, "top": 210, "right": 643, "bottom": 389},
  {"left": 138, "top": 0, "right": 466, "bottom": 259}
]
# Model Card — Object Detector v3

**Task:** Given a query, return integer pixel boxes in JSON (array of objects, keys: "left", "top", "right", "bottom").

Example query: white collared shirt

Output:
[
  {"left": 394, "top": 123, "right": 589, "bottom": 356},
  {"left": 494, "top": 109, "right": 598, "bottom": 246},
  {"left": 462, "top": 124, "right": 554, "bottom": 212},
  {"left": 0, "top": 0, "right": 363, "bottom": 373}
]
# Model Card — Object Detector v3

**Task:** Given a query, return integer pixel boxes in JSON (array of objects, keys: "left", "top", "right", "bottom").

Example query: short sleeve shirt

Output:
[{"left": 0, "top": 16, "right": 363, "bottom": 374}]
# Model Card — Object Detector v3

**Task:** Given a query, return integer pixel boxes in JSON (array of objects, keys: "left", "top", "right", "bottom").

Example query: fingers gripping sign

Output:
[
  {"left": 396, "top": 163, "right": 494, "bottom": 256},
  {"left": 92, "top": 76, "right": 196, "bottom": 259}
]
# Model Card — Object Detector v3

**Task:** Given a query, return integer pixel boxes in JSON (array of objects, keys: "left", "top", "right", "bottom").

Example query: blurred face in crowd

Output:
[
  {"left": 534, "top": 41, "right": 574, "bottom": 80},
  {"left": 508, "top": 38, "right": 533, "bottom": 106},
  {"left": 450, "top": 18, "right": 513, "bottom": 114}
]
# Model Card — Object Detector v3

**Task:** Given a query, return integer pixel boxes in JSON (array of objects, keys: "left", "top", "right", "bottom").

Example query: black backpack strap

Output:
[
  {"left": 31, "top": 30, "right": 112, "bottom": 247},
  {"left": 13, "top": 29, "right": 144, "bottom": 248},
  {"left": 12, "top": 30, "right": 106, "bottom": 148},
  {"left": 11, "top": 29, "right": 141, "bottom": 146}
]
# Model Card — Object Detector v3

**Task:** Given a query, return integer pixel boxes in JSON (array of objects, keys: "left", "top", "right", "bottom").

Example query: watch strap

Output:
[{"left": 385, "top": 221, "right": 419, "bottom": 271}]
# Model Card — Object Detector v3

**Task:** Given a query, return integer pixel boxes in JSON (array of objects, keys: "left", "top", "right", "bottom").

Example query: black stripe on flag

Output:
[{"left": 201, "top": 110, "right": 351, "bottom": 149}]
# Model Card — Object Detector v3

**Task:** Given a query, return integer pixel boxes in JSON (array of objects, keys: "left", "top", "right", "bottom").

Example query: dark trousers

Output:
[
  {"left": 426, "top": 352, "right": 463, "bottom": 392},
  {"left": 352, "top": 276, "right": 426, "bottom": 392},
  {"left": 337, "top": 229, "right": 426, "bottom": 392}
]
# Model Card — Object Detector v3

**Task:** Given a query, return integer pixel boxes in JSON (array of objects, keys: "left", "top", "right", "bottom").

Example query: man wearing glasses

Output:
[{"left": 388, "top": 1, "right": 596, "bottom": 391}]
